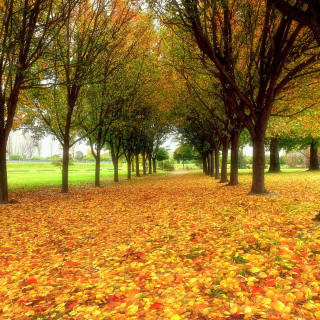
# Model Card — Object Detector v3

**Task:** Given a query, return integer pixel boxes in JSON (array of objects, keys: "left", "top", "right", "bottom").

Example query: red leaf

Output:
[
  {"left": 68, "top": 303, "right": 77, "bottom": 309},
  {"left": 27, "top": 278, "right": 37, "bottom": 284},
  {"left": 252, "top": 287, "right": 265, "bottom": 295},
  {"left": 266, "top": 280, "right": 276, "bottom": 287},
  {"left": 191, "top": 239, "right": 198, "bottom": 242},
  {"left": 109, "top": 295, "right": 117, "bottom": 301},
  {"left": 291, "top": 268, "right": 302, "bottom": 273},
  {"left": 150, "top": 303, "right": 163, "bottom": 309},
  {"left": 67, "top": 241, "right": 75, "bottom": 246}
]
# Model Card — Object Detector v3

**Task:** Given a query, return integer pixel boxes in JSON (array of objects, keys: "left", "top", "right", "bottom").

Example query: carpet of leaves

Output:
[{"left": 1, "top": 172, "right": 320, "bottom": 320}]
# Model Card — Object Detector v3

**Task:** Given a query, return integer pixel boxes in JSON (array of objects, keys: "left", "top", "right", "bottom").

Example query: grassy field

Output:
[
  {"left": 6, "top": 161, "right": 311, "bottom": 190},
  {"left": 7, "top": 162, "right": 131, "bottom": 190}
]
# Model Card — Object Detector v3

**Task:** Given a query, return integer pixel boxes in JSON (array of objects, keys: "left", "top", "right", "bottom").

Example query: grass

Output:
[
  {"left": 7, "top": 162, "right": 139, "bottom": 190},
  {"left": 6, "top": 161, "right": 313, "bottom": 190}
]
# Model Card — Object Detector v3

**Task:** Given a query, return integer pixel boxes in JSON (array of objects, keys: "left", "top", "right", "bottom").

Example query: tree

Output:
[
  {"left": 34, "top": 0, "right": 138, "bottom": 193},
  {"left": 153, "top": 0, "right": 320, "bottom": 193},
  {"left": 0, "top": 0, "right": 75, "bottom": 203},
  {"left": 75, "top": 151, "right": 84, "bottom": 161},
  {"left": 270, "top": 0, "right": 320, "bottom": 45}
]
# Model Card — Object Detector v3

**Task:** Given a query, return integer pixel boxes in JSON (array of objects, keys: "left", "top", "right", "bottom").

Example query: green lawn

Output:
[
  {"left": 6, "top": 161, "right": 312, "bottom": 190},
  {"left": 6, "top": 161, "right": 129, "bottom": 190}
]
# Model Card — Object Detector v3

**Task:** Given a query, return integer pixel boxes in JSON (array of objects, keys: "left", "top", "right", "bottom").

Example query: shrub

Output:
[
  {"left": 83, "top": 155, "right": 95, "bottom": 161},
  {"left": 52, "top": 156, "right": 75, "bottom": 169},
  {"left": 163, "top": 159, "right": 175, "bottom": 171},
  {"left": 75, "top": 151, "right": 84, "bottom": 160},
  {"left": 30, "top": 156, "right": 45, "bottom": 160},
  {"left": 9, "top": 154, "right": 23, "bottom": 160}
]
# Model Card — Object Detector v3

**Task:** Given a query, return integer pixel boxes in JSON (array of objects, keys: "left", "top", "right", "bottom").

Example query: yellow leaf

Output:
[
  {"left": 250, "top": 267, "right": 260, "bottom": 273},
  {"left": 230, "top": 306, "right": 238, "bottom": 314},
  {"left": 304, "top": 302, "right": 314, "bottom": 310},
  {"left": 261, "top": 298, "right": 271, "bottom": 304},
  {"left": 315, "top": 311, "right": 320, "bottom": 317},
  {"left": 92, "top": 310, "right": 101, "bottom": 315},
  {"left": 170, "top": 315, "right": 181, "bottom": 320},
  {"left": 273, "top": 300, "right": 285, "bottom": 312},
  {"left": 244, "top": 306, "right": 252, "bottom": 314},
  {"left": 127, "top": 304, "right": 138, "bottom": 316}
]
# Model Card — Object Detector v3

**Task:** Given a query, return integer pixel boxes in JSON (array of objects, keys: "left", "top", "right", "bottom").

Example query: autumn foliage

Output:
[{"left": 1, "top": 172, "right": 320, "bottom": 319}]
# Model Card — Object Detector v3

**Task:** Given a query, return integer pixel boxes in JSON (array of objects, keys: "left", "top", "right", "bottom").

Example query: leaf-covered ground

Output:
[{"left": 1, "top": 172, "right": 320, "bottom": 320}]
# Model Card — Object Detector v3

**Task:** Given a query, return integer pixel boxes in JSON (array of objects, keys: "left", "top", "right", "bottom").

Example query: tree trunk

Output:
[
  {"left": 95, "top": 147, "right": 101, "bottom": 187},
  {"left": 142, "top": 153, "right": 146, "bottom": 175},
  {"left": 268, "top": 137, "right": 281, "bottom": 173},
  {"left": 202, "top": 154, "right": 207, "bottom": 173},
  {"left": 61, "top": 143, "right": 69, "bottom": 193},
  {"left": 132, "top": 160, "right": 134, "bottom": 172},
  {"left": 0, "top": 139, "right": 8, "bottom": 204},
  {"left": 148, "top": 157, "right": 152, "bottom": 174},
  {"left": 207, "top": 152, "right": 211, "bottom": 176},
  {"left": 135, "top": 153, "right": 140, "bottom": 177},
  {"left": 127, "top": 156, "right": 131, "bottom": 180},
  {"left": 215, "top": 145, "right": 220, "bottom": 179},
  {"left": 309, "top": 140, "right": 319, "bottom": 170},
  {"left": 220, "top": 137, "right": 229, "bottom": 183},
  {"left": 113, "top": 159, "right": 119, "bottom": 182},
  {"left": 152, "top": 157, "right": 157, "bottom": 173},
  {"left": 211, "top": 149, "right": 215, "bottom": 177},
  {"left": 229, "top": 130, "right": 240, "bottom": 186},
  {"left": 251, "top": 135, "right": 267, "bottom": 194}
]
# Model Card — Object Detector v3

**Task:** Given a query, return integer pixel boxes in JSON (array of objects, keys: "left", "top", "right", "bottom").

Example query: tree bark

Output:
[
  {"left": 220, "top": 137, "right": 229, "bottom": 183},
  {"left": 309, "top": 140, "right": 319, "bottom": 170},
  {"left": 132, "top": 160, "right": 134, "bottom": 172},
  {"left": 211, "top": 149, "right": 215, "bottom": 177},
  {"left": 0, "top": 139, "right": 8, "bottom": 204},
  {"left": 207, "top": 152, "right": 211, "bottom": 176},
  {"left": 113, "top": 159, "right": 119, "bottom": 182},
  {"left": 148, "top": 157, "right": 152, "bottom": 174},
  {"left": 229, "top": 130, "right": 240, "bottom": 186},
  {"left": 142, "top": 153, "right": 147, "bottom": 175},
  {"left": 268, "top": 137, "right": 281, "bottom": 173},
  {"left": 135, "top": 153, "right": 140, "bottom": 177},
  {"left": 251, "top": 135, "right": 267, "bottom": 194},
  {"left": 61, "top": 142, "right": 69, "bottom": 193},
  {"left": 152, "top": 157, "right": 157, "bottom": 173},
  {"left": 95, "top": 147, "right": 101, "bottom": 187},
  {"left": 215, "top": 145, "right": 220, "bottom": 179},
  {"left": 202, "top": 154, "right": 207, "bottom": 173},
  {"left": 127, "top": 156, "right": 131, "bottom": 180}
]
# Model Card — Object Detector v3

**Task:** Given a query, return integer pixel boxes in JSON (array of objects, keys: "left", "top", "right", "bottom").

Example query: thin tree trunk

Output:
[
  {"left": 135, "top": 153, "right": 140, "bottom": 177},
  {"left": 207, "top": 152, "right": 211, "bottom": 176},
  {"left": 251, "top": 135, "right": 267, "bottom": 194},
  {"left": 229, "top": 130, "right": 240, "bottom": 186},
  {"left": 142, "top": 153, "right": 146, "bottom": 175},
  {"left": 148, "top": 157, "right": 152, "bottom": 174},
  {"left": 268, "top": 137, "right": 281, "bottom": 173},
  {"left": 132, "top": 160, "right": 134, "bottom": 172},
  {"left": 113, "top": 159, "right": 119, "bottom": 182},
  {"left": 95, "top": 147, "right": 101, "bottom": 187},
  {"left": 215, "top": 145, "right": 220, "bottom": 179},
  {"left": 220, "top": 137, "right": 229, "bottom": 183},
  {"left": 309, "top": 140, "right": 319, "bottom": 170},
  {"left": 0, "top": 139, "right": 8, "bottom": 203},
  {"left": 202, "top": 154, "right": 207, "bottom": 173},
  {"left": 211, "top": 149, "right": 215, "bottom": 177},
  {"left": 62, "top": 142, "right": 69, "bottom": 193},
  {"left": 152, "top": 157, "right": 157, "bottom": 173},
  {"left": 127, "top": 155, "right": 131, "bottom": 180}
]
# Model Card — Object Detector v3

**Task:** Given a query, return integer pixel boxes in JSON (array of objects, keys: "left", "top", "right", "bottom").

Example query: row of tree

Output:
[{"left": 149, "top": 0, "right": 320, "bottom": 193}]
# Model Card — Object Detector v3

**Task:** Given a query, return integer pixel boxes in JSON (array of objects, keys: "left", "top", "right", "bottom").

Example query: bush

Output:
[
  {"left": 30, "top": 156, "right": 45, "bottom": 160},
  {"left": 83, "top": 155, "right": 95, "bottom": 161},
  {"left": 101, "top": 155, "right": 112, "bottom": 161},
  {"left": 163, "top": 159, "right": 175, "bottom": 171},
  {"left": 52, "top": 156, "right": 75, "bottom": 169},
  {"left": 9, "top": 154, "right": 23, "bottom": 160}
]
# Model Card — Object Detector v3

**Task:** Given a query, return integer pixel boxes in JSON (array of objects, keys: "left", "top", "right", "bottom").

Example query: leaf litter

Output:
[{"left": 0, "top": 172, "right": 320, "bottom": 319}]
